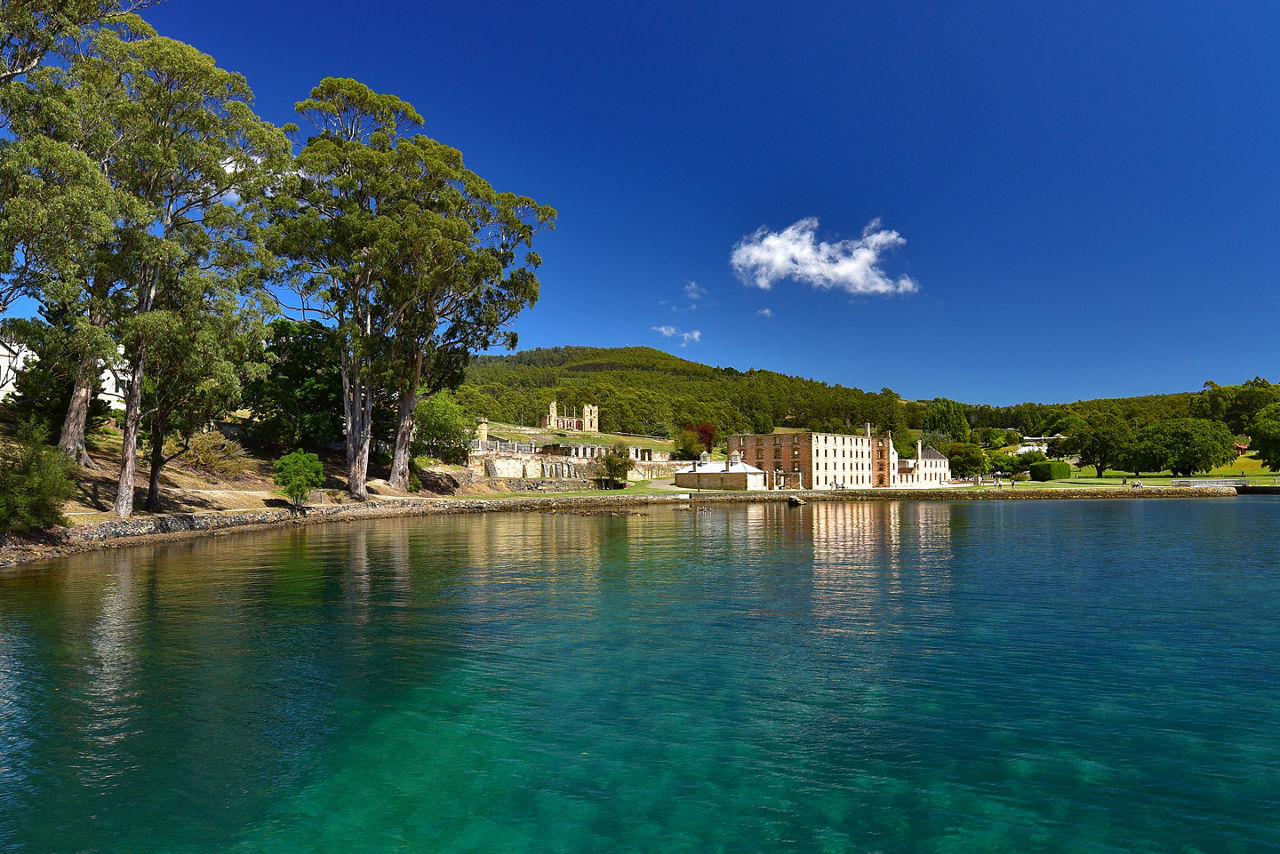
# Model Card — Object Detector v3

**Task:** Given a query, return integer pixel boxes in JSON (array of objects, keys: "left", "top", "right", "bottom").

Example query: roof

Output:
[
  {"left": 920, "top": 445, "right": 949, "bottom": 460},
  {"left": 674, "top": 460, "right": 765, "bottom": 475}
]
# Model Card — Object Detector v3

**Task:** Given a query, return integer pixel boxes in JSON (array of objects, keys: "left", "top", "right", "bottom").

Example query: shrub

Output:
[
  {"left": 1029, "top": 460, "right": 1072, "bottom": 481},
  {"left": 0, "top": 421, "right": 77, "bottom": 535},
  {"left": 166, "top": 431, "right": 251, "bottom": 480},
  {"left": 272, "top": 450, "right": 325, "bottom": 510},
  {"left": 601, "top": 442, "right": 634, "bottom": 486},
  {"left": 672, "top": 429, "right": 704, "bottom": 460}
]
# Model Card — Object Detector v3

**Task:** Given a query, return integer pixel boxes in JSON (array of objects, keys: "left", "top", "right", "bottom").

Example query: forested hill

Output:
[
  {"left": 456, "top": 345, "right": 1239, "bottom": 439},
  {"left": 457, "top": 346, "right": 900, "bottom": 436}
]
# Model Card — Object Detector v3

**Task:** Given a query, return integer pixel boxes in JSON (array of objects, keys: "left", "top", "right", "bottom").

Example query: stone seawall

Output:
[{"left": 0, "top": 486, "right": 1239, "bottom": 569}]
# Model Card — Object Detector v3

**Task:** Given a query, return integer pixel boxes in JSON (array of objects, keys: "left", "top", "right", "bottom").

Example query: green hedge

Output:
[{"left": 1029, "top": 460, "right": 1072, "bottom": 481}]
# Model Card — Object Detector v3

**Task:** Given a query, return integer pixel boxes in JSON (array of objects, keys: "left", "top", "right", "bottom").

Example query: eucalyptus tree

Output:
[
  {"left": 274, "top": 78, "right": 553, "bottom": 499},
  {"left": 0, "top": 19, "right": 150, "bottom": 464},
  {"left": 272, "top": 78, "right": 424, "bottom": 500},
  {"left": 0, "top": 0, "right": 164, "bottom": 86},
  {"left": 0, "top": 1, "right": 164, "bottom": 313},
  {"left": 139, "top": 282, "right": 266, "bottom": 511},
  {"left": 63, "top": 25, "right": 288, "bottom": 517},
  {"left": 382, "top": 135, "right": 553, "bottom": 491}
]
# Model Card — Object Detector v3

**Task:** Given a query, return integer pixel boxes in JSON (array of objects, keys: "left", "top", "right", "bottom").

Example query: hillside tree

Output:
[
  {"left": 1060, "top": 409, "right": 1134, "bottom": 477},
  {"left": 1136, "top": 418, "right": 1236, "bottom": 477},
  {"left": 1248, "top": 402, "right": 1280, "bottom": 472},
  {"left": 923, "top": 398, "right": 971, "bottom": 443}
]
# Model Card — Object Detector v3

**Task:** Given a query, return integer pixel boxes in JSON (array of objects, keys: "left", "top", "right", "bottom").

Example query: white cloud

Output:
[
  {"left": 730, "top": 217, "right": 918, "bottom": 295},
  {"left": 652, "top": 325, "right": 702, "bottom": 346},
  {"left": 757, "top": 308, "right": 774, "bottom": 318},
  {"left": 684, "top": 281, "right": 707, "bottom": 302}
]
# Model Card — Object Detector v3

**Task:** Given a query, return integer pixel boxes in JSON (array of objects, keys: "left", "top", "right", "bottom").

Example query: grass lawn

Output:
[{"left": 1060, "top": 453, "right": 1275, "bottom": 485}]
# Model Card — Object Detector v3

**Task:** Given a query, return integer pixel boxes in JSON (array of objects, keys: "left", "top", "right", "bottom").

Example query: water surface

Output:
[{"left": 2, "top": 498, "right": 1278, "bottom": 851}]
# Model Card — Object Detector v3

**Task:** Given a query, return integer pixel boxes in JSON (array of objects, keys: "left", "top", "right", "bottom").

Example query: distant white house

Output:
[
  {"left": 1016, "top": 434, "right": 1065, "bottom": 455},
  {"left": 674, "top": 451, "right": 768, "bottom": 491},
  {"left": 0, "top": 339, "right": 125, "bottom": 408},
  {"left": 0, "top": 339, "right": 27, "bottom": 399}
]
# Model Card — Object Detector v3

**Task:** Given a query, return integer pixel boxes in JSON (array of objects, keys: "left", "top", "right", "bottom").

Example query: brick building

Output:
[{"left": 727, "top": 424, "right": 950, "bottom": 490}]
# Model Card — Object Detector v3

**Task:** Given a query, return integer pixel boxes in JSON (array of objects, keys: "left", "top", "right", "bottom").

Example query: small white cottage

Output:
[{"left": 674, "top": 451, "right": 768, "bottom": 491}]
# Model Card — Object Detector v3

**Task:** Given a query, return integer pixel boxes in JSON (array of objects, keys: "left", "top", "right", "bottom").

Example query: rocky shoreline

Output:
[{"left": 0, "top": 486, "right": 1240, "bottom": 570}]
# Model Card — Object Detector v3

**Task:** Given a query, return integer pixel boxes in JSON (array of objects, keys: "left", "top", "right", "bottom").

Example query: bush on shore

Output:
[
  {"left": 272, "top": 450, "right": 325, "bottom": 510},
  {"left": 0, "top": 422, "right": 77, "bottom": 535}
]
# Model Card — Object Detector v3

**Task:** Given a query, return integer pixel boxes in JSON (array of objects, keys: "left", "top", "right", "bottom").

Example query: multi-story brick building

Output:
[{"left": 728, "top": 424, "right": 950, "bottom": 490}]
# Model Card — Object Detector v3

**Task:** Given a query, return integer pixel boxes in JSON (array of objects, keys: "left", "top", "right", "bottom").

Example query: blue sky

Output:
[{"left": 135, "top": 1, "right": 1278, "bottom": 405}]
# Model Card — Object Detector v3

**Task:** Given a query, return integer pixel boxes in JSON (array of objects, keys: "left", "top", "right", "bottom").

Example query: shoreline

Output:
[{"left": 0, "top": 485, "right": 1240, "bottom": 570}]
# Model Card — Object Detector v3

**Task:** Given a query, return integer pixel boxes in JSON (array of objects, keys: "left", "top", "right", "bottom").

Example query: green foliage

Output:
[
  {"left": 1018, "top": 450, "right": 1048, "bottom": 467},
  {"left": 972, "top": 426, "right": 1006, "bottom": 448},
  {"left": 1029, "top": 460, "right": 1071, "bottom": 481},
  {"left": 672, "top": 429, "right": 704, "bottom": 460},
  {"left": 923, "top": 399, "right": 971, "bottom": 443},
  {"left": 272, "top": 450, "right": 324, "bottom": 509},
  {"left": 243, "top": 319, "right": 344, "bottom": 451},
  {"left": 945, "top": 443, "right": 987, "bottom": 479},
  {"left": 413, "top": 391, "right": 472, "bottom": 464},
  {"left": 1134, "top": 418, "right": 1237, "bottom": 477},
  {"left": 273, "top": 77, "right": 553, "bottom": 499},
  {"left": 0, "top": 421, "right": 76, "bottom": 534},
  {"left": 988, "top": 451, "right": 1023, "bottom": 476},
  {"left": 600, "top": 442, "right": 634, "bottom": 486},
  {"left": 1190, "top": 378, "right": 1280, "bottom": 434},
  {"left": 1060, "top": 409, "right": 1135, "bottom": 477},
  {"left": 1117, "top": 436, "right": 1168, "bottom": 476},
  {"left": 1249, "top": 402, "right": 1280, "bottom": 472},
  {"left": 457, "top": 346, "right": 900, "bottom": 438},
  {"left": 0, "top": 0, "right": 163, "bottom": 85},
  {"left": 165, "top": 431, "right": 251, "bottom": 480}
]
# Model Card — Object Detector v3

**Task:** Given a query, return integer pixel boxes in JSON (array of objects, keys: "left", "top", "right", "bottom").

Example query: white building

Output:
[
  {"left": 0, "top": 340, "right": 125, "bottom": 407},
  {"left": 0, "top": 339, "right": 27, "bottom": 398},
  {"left": 674, "top": 451, "right": 768, "bottom": 491}
]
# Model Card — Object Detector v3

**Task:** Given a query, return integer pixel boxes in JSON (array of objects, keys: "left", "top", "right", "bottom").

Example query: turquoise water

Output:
[{"left": 2, "top": 498, "right": 1279, "bottom": 851}]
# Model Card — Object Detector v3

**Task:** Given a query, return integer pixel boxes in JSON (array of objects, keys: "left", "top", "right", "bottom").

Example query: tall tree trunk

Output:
[
  {"left": 58, "top": 368, "right": 100, "bottom": 469},
  {"left": 388, "top": 385, "right": 418, "bottom": 491},
  {"left": 144, "top": 412, "right": 168, "bottom": 512},
  {"left": 350, "top": 428, "right": 371, "bottom": 500},
  {"left": 342, "top": 354, "right": 371, "bottom": 501},
  {"left": 113, "top": 350, "right": 146, "bottom": 518}
]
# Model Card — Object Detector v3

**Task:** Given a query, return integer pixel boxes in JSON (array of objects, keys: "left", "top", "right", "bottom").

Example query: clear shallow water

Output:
[{"left": 2, "top": 498, "right": 1279, "bottom": 852}]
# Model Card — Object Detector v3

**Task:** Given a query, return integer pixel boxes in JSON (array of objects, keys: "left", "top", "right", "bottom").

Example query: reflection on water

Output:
[{"left": 2, "top": 499, "right": 1280, "bottom": 851}]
